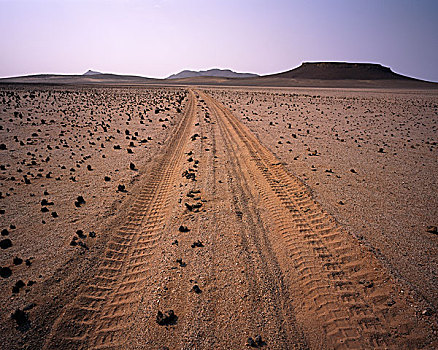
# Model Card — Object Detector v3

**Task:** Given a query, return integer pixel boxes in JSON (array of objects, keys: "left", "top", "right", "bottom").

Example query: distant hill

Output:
[
  {"left": 83, "top": 70, "right": 102, "bottom": 76},
  {"left": 0, "top": 73, "right": 155, "bottom": 85},
  {"left": 267, "top": 62, "right": 420, "bottom": 81},
  {"left": 1, "top": 62, "right": 435, "bottom": 88},
  {"left": 167, "top": 68, "right": 258, "bottom": 79}
]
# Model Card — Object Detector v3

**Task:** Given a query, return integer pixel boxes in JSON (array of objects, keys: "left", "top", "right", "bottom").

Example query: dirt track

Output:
[{"left": 18, "top": 89, "right": 431, "bottom": 349}]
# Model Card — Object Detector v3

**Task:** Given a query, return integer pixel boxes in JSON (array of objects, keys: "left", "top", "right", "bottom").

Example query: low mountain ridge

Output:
[
  {"left": 267, "top": 62, "right": 419, "bottom": 81},
  {"left": 83, "top": 70, "right": 103, "bottom": 76},
  {"left": 167, "top": 68, "right": 258, "bottom": 79}
]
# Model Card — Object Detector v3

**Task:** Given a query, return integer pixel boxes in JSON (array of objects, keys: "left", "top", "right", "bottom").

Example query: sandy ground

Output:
[
  {"left": 0, "top": 85, "right": 437, "bottom": 349},
  {"left": 207, "top": 87, "right": 438, "bottom": 307}
]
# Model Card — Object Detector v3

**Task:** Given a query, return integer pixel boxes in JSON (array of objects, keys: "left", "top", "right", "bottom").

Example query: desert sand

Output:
[{"left": 0, "top": 84, "right": 437, "bottom": 349}]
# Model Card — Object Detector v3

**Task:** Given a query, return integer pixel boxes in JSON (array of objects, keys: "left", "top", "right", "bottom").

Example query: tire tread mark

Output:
[
  {"left": 199, "top": 90, "right": 399, "bottom": 349},
  {"left": 44, "top": 90, "right": 197, "bottom": 350}
]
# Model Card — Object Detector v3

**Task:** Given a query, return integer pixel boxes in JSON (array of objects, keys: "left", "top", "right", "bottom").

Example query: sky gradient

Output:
[{"left": 1, "top": 0, "right": 437, "bottom": 81}]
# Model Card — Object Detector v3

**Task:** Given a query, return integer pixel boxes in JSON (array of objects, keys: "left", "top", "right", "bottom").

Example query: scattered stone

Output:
[
  {"left": 23, "top": 303, "right": 36, "bottom": 311},
  {"left": 11, "top": 308, "right": 30, "bottom": 329},
  {"left": 192, "top": 285, "right": 202, "bottom": 294},
  {"left": 176, "top": 258, "right": 186, "bottom": 267},
  {"left": 0, "top": 238, "right": 12, "bottom": 249},
  {"left": 51, "top": 211, "right": 58, "bottom": 218},
  {"left": 129, "top": 162, "right": 137, "bottom": 170},
  {"left": 171, "top": 239, "right": 178, "bottom": 245},
  {"left": 350, "top": 169, "right": 357, "bottom": 174},
  {"left": 1, "top": 228, "right": 8, "bottom": 236},
  {"left": 75, "top": 195, "right": 86, "bottom": 207},
  {"left": 89, "top": 231, "right": 96, "bottom": 238},
  {"left": 41, "top": 198, "right": 54, "bottom": 206},
  {"left": 179, "top": 225, "right": 189, "bottom": 232},
  {"left": 254, "top": 335, "right": 265, "bottom": 347},
  {"left": 247, "top": 337, "right": 256, "bottom": 347},
  {"left": 1, "top": 266, "right": 12, "bottom": 278},
  {"left": 13, "top": 257, "right": 23, "bottom": 265},
  {"left": 104, "top": 176, "right": 111, "bottom": 181},
  {"left": 247, "top": 335, "right": 265, "bottom": 347},
  {"left": 156, "top": 310, "right": 178, "bottom": 325},
  {"left": 78, "top": 240, "right": 88, "bottom": 249},
  {"left": 0, "top": 144, "right": 7, "bottom": 150},
  {"left": 191, "top": 240, "right": 204, "bottom": 248},
  {"left": 117, "top": 184, "right": 126, "bottom": 192},
  {"left": 426, "top": 226, "right": 437, "bottom": 234},
  {"left": 422, "top": 307, "right": 434, "bottom": 316},
  {"left": 76, "top": 230, "right": 86, "bottom": 238},
  {"left": 12, "top": 280, "right": 26, "bottom": 293},
  {"left": 25, "top": 259, "right": 32, "bottom": 266}
]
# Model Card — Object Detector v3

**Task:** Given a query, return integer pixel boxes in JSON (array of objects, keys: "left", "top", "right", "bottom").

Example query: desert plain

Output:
[{"left": 0, "top": 84, "right": 437, "bottom": 349}]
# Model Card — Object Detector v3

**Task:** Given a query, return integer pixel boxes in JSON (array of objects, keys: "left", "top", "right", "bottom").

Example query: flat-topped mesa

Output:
[{"left": 272, "top": 62, "right": 417, "bottom": 80}]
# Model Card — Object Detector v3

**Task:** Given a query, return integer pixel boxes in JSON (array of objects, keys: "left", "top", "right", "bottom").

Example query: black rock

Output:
[
  {"left": 11, "top": 308, "right": 30, "bottom": 329},
  {"left": 426, "top": 226, "right": 437, "bottom": 234},
  {"left": 179, "top": 225, "right": 189, "bottom": 232},
  {"left": 192, "top": 285, "right": 202, "bottom": 294},
  {"left": 176, "top": 259, "right": 186, "bottom": 267},
  {"left": 12, "top": 280, "right": 25, "bottom": 293},
  {"left": 191, "top": 240, "right": 204, "bottom": 248},
  {"left": 104, "top": 176, "right": 111, "bottom": 181},
  {"left": 89, "top": 231, "right": 96, "bottom": 238},
  {"left": 129, "top": 162, "right": 137, "bottom": 170},
  {"left": 41, "top": 198, "right": 53, "bottom": 206},
  {"left": 422, "top": 307, "right": 434, "bottom": 316},
  {"left": 78, "top": 241, "right": 89, "bottom": 250},
  {"left": 51, "top": 211, "right": 58, "bottom": 218},
  {"left": 23, "top": 303, "right": 36, "bottom": 311},
  {"left": 0, "top": 238, "right": 12, "bottom": 249},
  {"left": 118, "top": 184, "right": 126, "bottom": 192},
  {"left": 254, "top": 335, "right": 265, "bottom": 346},
  {"left": 156, "top": 310, "right": 178, "bottom": 325},
  {"left": 0, "top": 266, "right": 12, "bottom": 278},
  {"left": 247, "top": 337, "right": 256, "bottom": 347},
  {"left": 13, "top": 257, "right": 23, "bottom": 265},
  {"left": 76, "top": 230, "right": 86, "bottom": 238},
  {"left": 1, "top": 228, "right": 8, "bottom": 236}
]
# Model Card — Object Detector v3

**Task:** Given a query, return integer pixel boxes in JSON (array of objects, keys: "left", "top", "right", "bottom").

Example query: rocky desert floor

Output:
[{"left": 0, "top": 85, "right": 437, "bottom": 349}]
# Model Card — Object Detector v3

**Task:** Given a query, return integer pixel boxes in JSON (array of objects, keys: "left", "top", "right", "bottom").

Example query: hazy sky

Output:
[{"left": 1, "top": 0, "right": 437, "bottom": 81}]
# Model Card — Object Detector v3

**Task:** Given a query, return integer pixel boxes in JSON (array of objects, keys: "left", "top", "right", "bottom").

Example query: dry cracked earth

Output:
[{"left": 0, "top": 85, "right": 437, "bottom": 349}]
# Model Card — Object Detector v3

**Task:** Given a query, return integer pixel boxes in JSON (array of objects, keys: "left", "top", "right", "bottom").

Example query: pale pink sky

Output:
[{"left": 1, "top": 0, "right": 437, "bottom": 81}]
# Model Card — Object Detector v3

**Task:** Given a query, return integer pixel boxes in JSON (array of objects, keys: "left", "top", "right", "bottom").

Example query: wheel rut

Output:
[
  {"left": 44, "top": 91, "right": 197, "bottom": 350},
  {"left": 44, "top": 88, "right": 434, "bottom": 349},
  {"left": 198, "top": 90, "right": 432, "bottom": 349}
]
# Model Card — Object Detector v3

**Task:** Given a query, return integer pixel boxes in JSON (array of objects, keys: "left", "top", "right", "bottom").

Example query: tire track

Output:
[
  {"left": 206, "top": 93, "right": 307, "bottom": 348},
  {"left": 44, "top": 90, "right": 197, "bottom": 350},
  {"left": 199, "top": 90, "right": 427, "bottom": 349}
]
